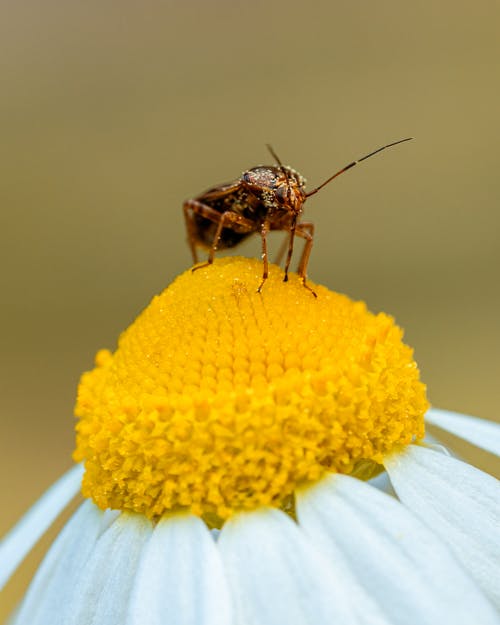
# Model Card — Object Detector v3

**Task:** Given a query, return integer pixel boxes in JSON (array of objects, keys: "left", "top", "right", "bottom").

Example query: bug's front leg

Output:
[
  {"left": 283, "top": 219, "right": 297, "bottom": 283},
  {"left": 295, "top": 221, "right": 317, "bottom": 298},
  {"left": 273, "top": 232, "right": 290, "bottom": 266},
  {"left": 257, "top": 221, "right": 270, "bottom": 293}
]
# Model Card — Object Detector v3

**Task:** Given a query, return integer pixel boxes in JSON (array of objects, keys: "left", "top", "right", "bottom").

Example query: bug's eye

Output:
[{"left": 275, "top": 185, "right": 288, "bottom": 201}]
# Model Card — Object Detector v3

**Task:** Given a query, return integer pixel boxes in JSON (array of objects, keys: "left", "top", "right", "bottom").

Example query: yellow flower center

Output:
[{"left": 74, "top": 257, "right": 428, "bottom": 524}]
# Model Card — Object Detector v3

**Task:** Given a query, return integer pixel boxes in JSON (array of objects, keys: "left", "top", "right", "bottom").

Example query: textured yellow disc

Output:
[{"left": 74, "top": 257, "right": 428, "bottom": 521}]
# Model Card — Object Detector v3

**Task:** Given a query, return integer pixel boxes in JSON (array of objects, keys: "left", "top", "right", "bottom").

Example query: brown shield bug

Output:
[{"left": 183, "top": 138, "right": 412, "bottom": 296}]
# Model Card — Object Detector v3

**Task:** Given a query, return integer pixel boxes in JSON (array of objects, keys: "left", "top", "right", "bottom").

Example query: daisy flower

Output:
[{"left": 1, "top": 257, "right": 499, "bottom": 625}]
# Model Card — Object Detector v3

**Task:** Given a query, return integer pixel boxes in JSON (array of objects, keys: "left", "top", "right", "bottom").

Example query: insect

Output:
[{"left": 183, "top": 138, "right": 412, "bottom": 296}]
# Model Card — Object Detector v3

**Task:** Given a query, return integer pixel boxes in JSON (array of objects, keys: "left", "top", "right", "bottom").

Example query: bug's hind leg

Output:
[
  {"left": 183, "top": 201, "right": 200, "bottom": 264},
  {"left": 183, "top": 200, "right": 229, "bottom": 272},
  {"left": 183, "top": 201, "right": 255, "bottom": 273}
]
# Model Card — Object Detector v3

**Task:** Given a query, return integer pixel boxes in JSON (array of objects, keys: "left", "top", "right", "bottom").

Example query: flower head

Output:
[
  {"left": 74, "top": 257, "right": 428, "bottom": 523},
  {"left": 1, "top": 257, "right": 499, "bottom": 625}
]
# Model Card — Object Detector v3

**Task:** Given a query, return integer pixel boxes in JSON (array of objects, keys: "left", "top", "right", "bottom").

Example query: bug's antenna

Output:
[
  {"left": 305, "top": 137, "right": 413, "bottom": 198},
  {"left": 266, "top": 144, "right": 284, "bottom": 168},
  {"left": 266, "top": 144, "right": 292, "bottom": 202}
]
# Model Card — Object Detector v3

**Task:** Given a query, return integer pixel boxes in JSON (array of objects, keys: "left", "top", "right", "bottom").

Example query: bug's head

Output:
[{"left": 243, "top": 166, "right": 307, "bottom": 215}]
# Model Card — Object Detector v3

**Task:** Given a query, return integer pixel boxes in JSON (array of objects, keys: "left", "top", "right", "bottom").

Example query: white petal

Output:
[
  {"left": 297, "top": 473, "right": 499, "bottom": 625},
  {"left": 368, "top": 471, "right": 396, "bottom": 496},
  {"left": 385, "top": 445, "right": 500, "bottom": 609},
  {"left": 12, "top": 501, "right": 116, "bottom": 625},
  {"left": 295, "top": 487, "right": 391, "bottom": 625},
  {"left": 126, "top": 514, "right": 232, "bottom": 625},
  {"left": 65, "top": 512, "right": 152, "bottom": 625},
  {"left": 0, "top": 463, "right": 84, "bottom": 591},
  {"left": 426, "top": 408, "right": 500, "bottom": 456},
  {"left": 218, "top": 507, "right": 358, "bottom": 625}
]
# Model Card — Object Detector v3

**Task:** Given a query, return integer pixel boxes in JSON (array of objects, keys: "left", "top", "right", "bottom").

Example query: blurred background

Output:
[{"left": 1, "top": 0, "right": 499, "bottom": 618}]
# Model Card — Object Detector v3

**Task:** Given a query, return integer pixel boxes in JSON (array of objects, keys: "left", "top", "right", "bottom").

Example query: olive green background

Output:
[{"left": 1, "top": 0, "right": 499, "bottom": 619}]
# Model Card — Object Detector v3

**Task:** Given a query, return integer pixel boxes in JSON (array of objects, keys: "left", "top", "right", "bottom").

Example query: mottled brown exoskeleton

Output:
[{"left": 183, "top": 138, "right": 412, "bottom": 296}]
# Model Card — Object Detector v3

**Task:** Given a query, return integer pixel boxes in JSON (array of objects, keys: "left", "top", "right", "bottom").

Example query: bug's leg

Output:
[
  {"left": 205, "top": 212, "right": 229, "bottom": 266},
  {"left": 185, "top": 181, "right": 247, "bottom": 266},
  {"left": 273, "top": 232, "right": 290, "bottom": 266},
  {"left": 283, "top": 221, "right": 297, "bottom": 283},
  {"left": 296, "top": 222, "right": 315, "bottom": 276},
  {"left": 295, "top": 221, "right": 317, "bottom": 297},
  {"left": 206, "top": 211, "right": 255, "bottom": 263},
  {"left": 257, "top": 222, "right": 270, "bottom": 293},
  {"left": 183, "top": 201, "right": 232, "bottom": 271},
  {"left": 183, "top": 201, "right": 200, "bottom": 264},
  {"left": 184, "top": 205, "right": 255, "bottom": 272}
]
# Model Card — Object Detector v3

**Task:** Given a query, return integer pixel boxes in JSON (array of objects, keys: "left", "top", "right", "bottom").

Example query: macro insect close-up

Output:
[
  {"left": 183, "top": 138, "right": 413, "bottom": 296},
  {"left": 2, "top": 3, "right": 500, "bottom": 625}
]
